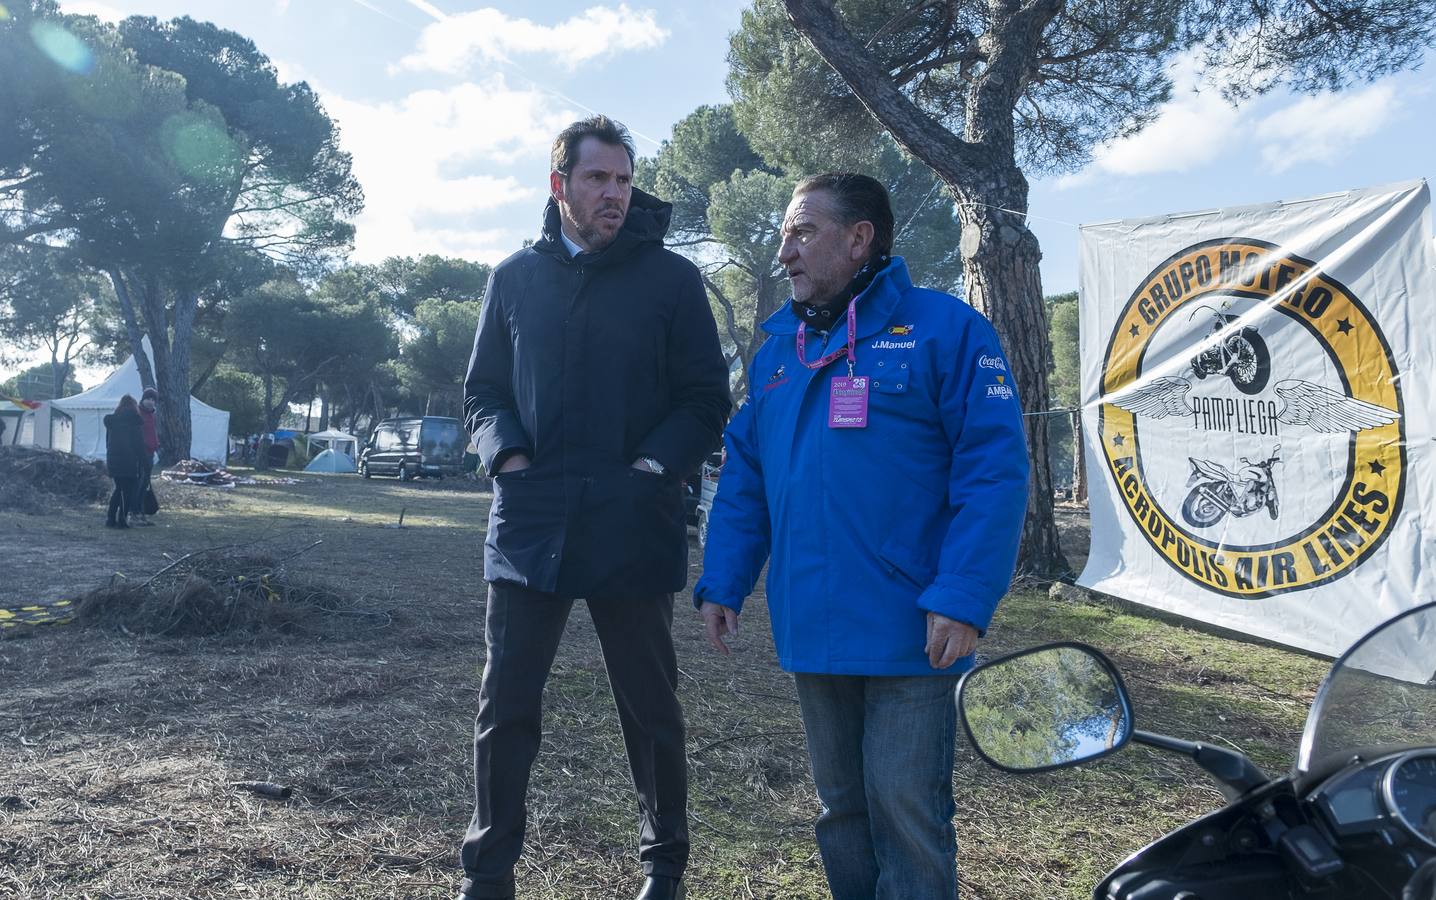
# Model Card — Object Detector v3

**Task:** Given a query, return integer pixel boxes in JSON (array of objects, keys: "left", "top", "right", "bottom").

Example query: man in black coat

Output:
[{"left": 457, "top": 115, "right": 731, "bottom": 900}]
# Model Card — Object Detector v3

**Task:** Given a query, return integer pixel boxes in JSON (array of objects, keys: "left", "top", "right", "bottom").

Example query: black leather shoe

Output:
[{"left": 636, "top": 876, "right": 685, "bottom": 900}]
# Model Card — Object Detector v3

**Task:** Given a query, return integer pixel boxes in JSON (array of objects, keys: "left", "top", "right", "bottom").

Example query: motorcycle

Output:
[
  {"left": 1189, "top": 305, "right": 1272, "bottom": 395},
  {"left": 957, "top": 602, "right": 1436, "bottom": 899},
  {"left": 1181, "top": 447, "right": 1281, "bottom": 528}
]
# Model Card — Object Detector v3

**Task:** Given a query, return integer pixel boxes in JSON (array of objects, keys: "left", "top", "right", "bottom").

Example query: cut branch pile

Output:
[
  {"left": 0, "top": 446, "right": 110, "bottom": 513},
  {"left": 75, "top": 544, "right": 389, "bottom": 638}
]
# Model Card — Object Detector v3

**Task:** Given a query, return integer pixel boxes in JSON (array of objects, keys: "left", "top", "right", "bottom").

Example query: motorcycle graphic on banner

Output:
[
  {"left": 1077, "top": 181, "right": 1436, "bottom": 658},
  {"left": 1181, "top": 448, "right": 1282, "bottom": 528},
  {"left": 1187, "top": 304, "right": 1271, "bottom": 395}
]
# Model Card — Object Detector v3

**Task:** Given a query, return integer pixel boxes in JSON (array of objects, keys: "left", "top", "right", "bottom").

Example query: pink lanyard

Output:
[{"left": 795, "top": 299, "right": 857, "bottom": 377}]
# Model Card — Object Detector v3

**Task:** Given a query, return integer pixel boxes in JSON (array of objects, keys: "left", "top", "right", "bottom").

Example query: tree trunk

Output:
[
  {"left": 1071, "top": 409, "right": 1087, "bottom": 504},
  {"left": 780, "top": 0, "right": 1069, "bottom": 578},
  {"left": 371, "top": 383, "right": 385, "bottom": 429},
  {"left": 955, "top": 181, "right": 1069, "bottom": 578},
  {"left": 106, "top": 269, "right": 156, "bottom": 391},
  {"left": 262, "top": 371, "right": 280, "bottom": 433},
  {"left": 130, "top": 275, "right": 196, "bottom": 466},
  {"left": 49, "top": 357, "right": 69, "bottom": 400},
  {"left": 156, "top": 361, "right": 191, "bottom": 465},
  {"left": 740, "top": 270, "right": 787, "bottom": 397},
  {"left": 319, "top": 395, "right": 330, "bottom": 432}
]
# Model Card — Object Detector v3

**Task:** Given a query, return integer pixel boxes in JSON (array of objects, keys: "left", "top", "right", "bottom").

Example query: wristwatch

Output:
[{"left": 636, "top": 456, "right": 667, "bottom": 475}]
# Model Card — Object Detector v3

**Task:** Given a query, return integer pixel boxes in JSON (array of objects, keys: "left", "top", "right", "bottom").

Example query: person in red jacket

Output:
[{"left": 134, "top": 387, "right": 160, "bottom": 526}]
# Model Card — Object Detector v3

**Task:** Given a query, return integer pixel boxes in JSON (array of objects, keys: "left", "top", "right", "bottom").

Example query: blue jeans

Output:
[{"left": 794, "top": 673, "right": 961, "bottom": 900}]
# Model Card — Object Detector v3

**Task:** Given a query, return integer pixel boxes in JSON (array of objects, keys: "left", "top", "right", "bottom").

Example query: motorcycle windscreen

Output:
[{"left": 1298, "top": 601, "right": 1436, "bottom": 774}]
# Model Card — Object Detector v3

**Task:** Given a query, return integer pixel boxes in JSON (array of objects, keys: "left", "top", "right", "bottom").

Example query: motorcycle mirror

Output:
[{"left": 958, "top": 643, "right": 1134, "bottom": 774}]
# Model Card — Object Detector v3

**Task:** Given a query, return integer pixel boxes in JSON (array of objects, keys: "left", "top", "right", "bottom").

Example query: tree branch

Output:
[
  {"left": 783, "top": 0, "right": 982, "bottom": 187},
  {"left": 893, "top": 48, "right": 984, "bottom": 86},
  {"left": 865, "top": 0, "right": 945, "bottom": 48},
  {"left": 700, "top": 271, "right": 746, "bottom": 355}
]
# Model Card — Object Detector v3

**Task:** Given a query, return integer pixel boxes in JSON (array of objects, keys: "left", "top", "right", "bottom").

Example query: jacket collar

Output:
[
  {"left": 533, "top": 187, "right": 673, "bottom": 269},
  {"left": 761, "top": 256, "right": 913, "bottom": 340}
]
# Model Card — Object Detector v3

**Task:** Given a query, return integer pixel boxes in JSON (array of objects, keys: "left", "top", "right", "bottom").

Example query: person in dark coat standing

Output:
[
  {"left": 133, "top": 387, "right": 160, "bottom": 526},
  {"left": 457, "top": 115, "right": 731, "bottom": 900},
  {"left": 103, "top": 394, "right": 147, "bottom": 529}
]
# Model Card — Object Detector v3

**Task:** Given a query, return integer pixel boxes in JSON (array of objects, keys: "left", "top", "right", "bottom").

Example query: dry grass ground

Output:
[{"left": 0, "top": 480, "right": 1329, "bottom": 899}]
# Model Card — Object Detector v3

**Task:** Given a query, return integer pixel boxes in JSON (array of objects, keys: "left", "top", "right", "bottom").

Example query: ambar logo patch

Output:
[{"left": 1099, "top": 238, "right": 1405, "bottom": 598}]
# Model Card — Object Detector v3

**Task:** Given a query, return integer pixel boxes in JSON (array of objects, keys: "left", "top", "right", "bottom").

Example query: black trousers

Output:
[
  {"left": 138, "top": 456, "right": 153, "bottom": 512},
  {"left": 106, "top": 476, "right": 138, "bottom": 525},
  {"left": 460, "top": 581, "right": 689, "bottom": 898}
]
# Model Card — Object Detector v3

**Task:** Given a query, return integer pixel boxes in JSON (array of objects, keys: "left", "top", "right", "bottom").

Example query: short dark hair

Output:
[
  {"left": 794, "top": 173, "right": 895, "bottom": 257},
  {"left": 551, "top": 115, "right": 636, "bottom": 178}
]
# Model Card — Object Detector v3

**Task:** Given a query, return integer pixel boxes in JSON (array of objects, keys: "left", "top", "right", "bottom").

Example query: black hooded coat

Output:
[
  {"left": 464, "top": 189, "right": 732, "bottom": 599},
  {"left": 103, "top": 407, "right": 146, "bottom": 480}
]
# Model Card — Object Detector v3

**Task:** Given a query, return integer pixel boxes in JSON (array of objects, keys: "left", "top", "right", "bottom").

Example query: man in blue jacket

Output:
[{"left": 695, "top": 173, "right": 1028, "bottom": 899}]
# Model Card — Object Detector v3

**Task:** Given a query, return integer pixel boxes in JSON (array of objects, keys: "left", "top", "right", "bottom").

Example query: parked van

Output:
[{"left": 359, "top": 416, "right": 464, "bottom": 480}]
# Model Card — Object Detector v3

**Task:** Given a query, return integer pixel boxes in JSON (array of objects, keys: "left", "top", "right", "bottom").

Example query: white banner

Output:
[{"left": 1077, "top": 181, "right": 1436, "bottom": 657}]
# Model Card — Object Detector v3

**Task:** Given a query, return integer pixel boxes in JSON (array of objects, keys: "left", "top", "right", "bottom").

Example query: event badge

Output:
[{"left": 828, "top": 376, "right": 869, "bottom": 428}]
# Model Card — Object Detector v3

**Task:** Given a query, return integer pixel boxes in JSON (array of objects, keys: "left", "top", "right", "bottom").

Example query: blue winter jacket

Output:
[{"left": 694, "top": 257, "right": 1029, "bottom": 676}]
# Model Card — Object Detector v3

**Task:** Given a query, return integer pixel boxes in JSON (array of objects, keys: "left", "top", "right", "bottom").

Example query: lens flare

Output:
[
  {"left": 0, "top": 6, "right": 12, "bottom": 22},
  {"left": 30, "top": 21, "right": 94, "bottom": 74},
  {"left": 162, "top": 113, "right": 242, "bottom": 183}
]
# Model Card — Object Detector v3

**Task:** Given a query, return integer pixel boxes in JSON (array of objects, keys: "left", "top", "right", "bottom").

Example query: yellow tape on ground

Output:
[{"left": 0, "top": 598, "right": 76, "bottom": 628}]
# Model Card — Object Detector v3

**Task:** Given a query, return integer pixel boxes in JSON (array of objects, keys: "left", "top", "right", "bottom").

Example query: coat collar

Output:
[
  {"left": 761, "top": 256, "right": 913, "bottom": 340},
  {"left": 533, "top": 187, "right": 673, "bottom": 268}
]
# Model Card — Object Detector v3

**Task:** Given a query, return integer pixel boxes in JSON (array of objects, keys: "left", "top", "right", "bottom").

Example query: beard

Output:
[{"left": 562, "top": 201, "right": 625, "bottom": 251}]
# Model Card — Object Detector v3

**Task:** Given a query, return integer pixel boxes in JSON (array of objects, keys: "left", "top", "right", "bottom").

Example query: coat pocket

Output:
[
  {"left": 876, "top": 486, "right": 944, "bottom": 589},
  {"left": 563, "top": 466, "right": 688, "bottom": 596},
  {"left": 621, "top": 468, "right": 687, "bottom": 584},
  {"left": 486, "top": 471, "right": 565, "bottom": 587},
  {"left": 868, "top": 363, "right": 911, "bottom": 395}
]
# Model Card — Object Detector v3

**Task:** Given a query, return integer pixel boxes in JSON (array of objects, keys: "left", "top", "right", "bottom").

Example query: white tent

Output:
[
  {"left": 304, "top": 448, "right": 356, "bottom": 473},
  {"left": 6, "top": 402, "right": 72, "bottom": 450},
  {"left": 51, "top": 337, "right": 230, "bottom": 463},
  {"left": 306, "top": 428, "right": 359, "bottom": 461}
]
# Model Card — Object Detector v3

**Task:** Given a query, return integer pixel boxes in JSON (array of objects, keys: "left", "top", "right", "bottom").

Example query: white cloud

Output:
[
  {"left": 1054, "top": 48, "right": 1412, "bottom": 189},
  {"left": 1058, "top": 52, "right": 1245, "bottom": 188},
  {"left": 1256, "top": 85, "right": 1399, "bottom": 173},
  {"left": 60, "top": 1, "right": 125, "bottom": 22},
  {"left": 397, "top": 4, "right": 669, "bottom": 74},
  {"left": 324, "top": 74, "right": 573, "bottom": 263},
  {"left": 270, "top": 57, "right": 311, "bottom": 86}
]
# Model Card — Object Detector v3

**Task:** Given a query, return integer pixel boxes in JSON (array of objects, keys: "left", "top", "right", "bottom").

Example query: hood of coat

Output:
[
  {"left": 535, "top": 187, "right": 673, "bottom": 268},
  {"left": 104, "top": 408, "right": 141, "bottom": 428}
]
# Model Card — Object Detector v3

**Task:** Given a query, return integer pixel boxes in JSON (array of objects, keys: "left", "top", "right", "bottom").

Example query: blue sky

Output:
[{"left": 7, "top": 0, "right": 1434, "bottom": 384}]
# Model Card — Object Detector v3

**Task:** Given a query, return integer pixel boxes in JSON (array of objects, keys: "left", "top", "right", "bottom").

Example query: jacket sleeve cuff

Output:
[
  {"left": 916, "top": 574, "right": 1001, "bottom": 636},
  {"left": 489, "top": 446, "right": 532, "bottom": 474},
  {"left": 475, "top": 417, "right": 532, "bottom": 474},
  {"left": 692, "top": 580, "right": 746, "bottom": 615},
  {"left": 634, "top": 430, "right": 695, "bottom": 480}
]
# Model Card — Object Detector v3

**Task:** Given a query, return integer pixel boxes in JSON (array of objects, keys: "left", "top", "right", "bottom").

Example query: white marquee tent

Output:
[
  {"left": 51, "top": 338, "right": 230, "bottom": 463},
  {"left": 305, "top": 428, "right": 360, "bottom": 461}
]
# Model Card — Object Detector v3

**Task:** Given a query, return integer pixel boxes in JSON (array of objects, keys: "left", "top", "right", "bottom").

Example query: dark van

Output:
[{"left": 359, "top": 416, "right": 464, "bottom": 480}]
